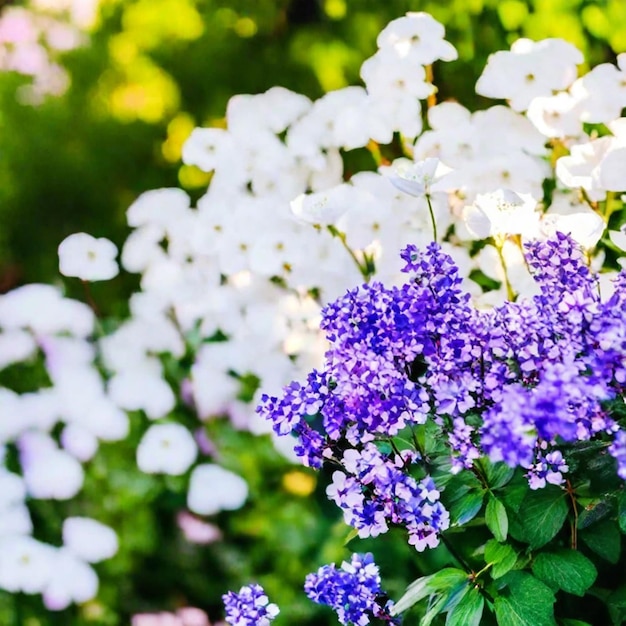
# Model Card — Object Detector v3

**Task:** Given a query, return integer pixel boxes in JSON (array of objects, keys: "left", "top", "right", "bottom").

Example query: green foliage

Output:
[
  {"left": 484, "top": 539, "right": 518, "bottom": 579},
  {"left": 531, "top": 550, "right": 597, "bottom": 596},
  {"left": 485, "top": 495, "right": 508, "bottom": 542},
  {"left": 493, "top": 571, "right": 557, "bottom": 626},
  {"left": 508, "top": 486, "right": 569, "bottom": 549}
]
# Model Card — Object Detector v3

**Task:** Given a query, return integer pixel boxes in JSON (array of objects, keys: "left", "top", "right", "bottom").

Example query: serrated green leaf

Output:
[
  {"left": 580, "top": 519, "right": 621, "bottom": 563},
  {"left": 512, "top": 487, "right": 568, "bottom": 549},
  {"left": 391, "top": 568, "right": 467, "bottom": 615},
  {"left": 449, "top": 490, "right": 485, "bottom": 526},
  {"left": 486, "top": 495, "right": 508, "bottom": 542},
  {"left": 446, "top": 585, "right": 484, "bottom": 626},
  {"left": 485, "top": 539, "right": 518, "bottom": 579},
  {"left": 494, "top": 571, "right": 557, "bottom": 626},
  {"left": 532, "top": 549, "right": 597, "bottom": 596}
]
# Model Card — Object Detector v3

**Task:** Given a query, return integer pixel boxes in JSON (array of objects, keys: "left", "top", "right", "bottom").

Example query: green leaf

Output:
[
  {"left": 576, "top": 498, "right": 613, "bottom": 529},
  {"left": 421, "top": 583, "right": 468, "bottom": 626},
  {"left": 607, "top": 585, "right": 626, "bottom": 626},
  {"left": 580, "top": 519, "right": 621, "bottom": 563},
  {"left": 494, "top": 571, "right": 557, "bottom": 626},
  {"left": 510, "top": 487, "right": 568, "bottom": 549},
  {"left": 486, "top": 495, "right": 508, "bottom": 542},
  {"left": 479, "top": 458, "right": 515, "bottom": 490},
  {"left": 617, "top": 490, "right": 626, "bottom": 534},
  {"left": 560, "top": 620, "right": 593, "bottom": 626},
  {"left": 532, "top": 549, "right": 597, "bottom": 596},
  {"left": 392, "top": 568, "right": 468, "bottom": 615},
  {"left": 446, "top": 585, "right": 484, "bottom": 626},
  {"left": 499, "top": 473, "right": 530, "bottom": 514},
  {"left": 485, "top": 539, "right": 518, "bottom": 579},
  {"left": 449, "top": 490, "right": 485, "bottom": 526}
]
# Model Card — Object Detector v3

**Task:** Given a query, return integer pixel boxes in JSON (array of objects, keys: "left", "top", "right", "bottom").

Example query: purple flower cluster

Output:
[
  {"left": 222, "top": 584, "right": 279, "bottom": 626},
  {"left": 304, "top": 553, "right": 399, "bottom": 625},
  {"left": 327, "top": 443, "right": 449, "bottom": 550},
  {"left": 258, "top": 233, "right": 626, "bottom": 550}
]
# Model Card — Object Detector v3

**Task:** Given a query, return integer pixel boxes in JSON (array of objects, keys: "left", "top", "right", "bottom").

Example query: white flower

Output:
[
  {"left": 187, "top": 464, "right": 248, "bottom": 516},
  {"left": 109, "top": 364, "right": 175, "bottom": 419},
  {"left": 0, "top": 330, "right": 37, "bottom": 370},
  {"left": 376, "top": 12, "right": 458, "bottom": 65},
  {"left": 360, "top": 49, "right": 433, "bottom": 102},
  {"left": 136, "top": 423, "right": 197, "bottom": 475},
  {"left": 463, "top": 190, "right": 539, "bottom": 239},
  {"left": 20, "top": 434, "right": 84, "bottom": 500},
  {"left": 386, "top": 157, "right": 445, "bottom": 196},
  {"left": 290, "top": 184, "right": 352, "bottom": 225},
  {"left": 0, "top": 504, "right": 32, "bottom": 537},
  {"left": 541, "top": 191, "right": 606, "bottom": 249},
  {"left": 58, "top": 232, "right": 119, "bottom": 281},
  {"left": 62, "top": 517, "right": 118, "bottom": 563},
  {"left": 555, "top": 136, "right": 614, "bottom": 200},
  {"left": 42, "top": 549, "right": 98, "bottom": 610},
  {"left": 476, "top": 38, "right": 583, "bottom": 111},
  {"left": 526, "top": 92, "right": 582, "bottom": 138},
  {"left": 570, "top": 55, "right": 626, "bottom": 124},
  {"left": 0, "top": 536, "right": 55, "bottom": 594},
  {"left": 0, "top": 284, "right": 94, "bottom": 336},
  {"left": 61, "top": 424, "right": 98, "bottom": 461}
]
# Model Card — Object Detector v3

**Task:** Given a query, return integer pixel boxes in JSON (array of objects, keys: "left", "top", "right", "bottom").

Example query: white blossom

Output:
[{"left": 58, "top": 232, "right": 118, "bottom": 281}]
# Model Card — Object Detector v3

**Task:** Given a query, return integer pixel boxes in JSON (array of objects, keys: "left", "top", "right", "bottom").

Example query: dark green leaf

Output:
[
  {"left": 499, "top": 473, "right": 530, "bottom": 514},
  {"left": 577, "top": 498, "right": 613, "bottom": 529},
  {"left": 560, "top": 620, "right": 592, "bottom": 626},
  {"left": 617, "top": 490, "right": 626, "bottom": 534},
  {"left": 486, "top": 495, "right": 508, "bottom": 542},
  {"left": 587, "top": 449, "right": 622, "bottom": 492},
  {"left": 494, "top": 571, "right": 557, "bottom": 626},
  {"left": 580, "top": 519, "right": 621, "bottom": 563},
  {"left": 391, "top": 568, "right": 468, "bottom": 615},
  {"left": 485, "top": 539, "right": 518, "bottom": 579},
  {"left": 449, "top": 490, "right": 485, "bottom": 526},
  {"left": 607, "top": 585, "right": 626, "bottom": 626},
  {"left": 511, "top": 487, "right": 568, "bottom": 549},
  {"left": 532, "top": 549, "right": 597, "bottom": 596},
  {"left": 446, "top": 585, "right": 484, "bottom": 626}
]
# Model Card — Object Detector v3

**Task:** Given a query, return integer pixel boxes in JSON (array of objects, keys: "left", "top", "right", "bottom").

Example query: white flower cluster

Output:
[
  {"left": 1, "top": 10, "right": 626, "bottom": 611},
  {"left": 0, "top": 0, "right": 99, "bottom": 104}
]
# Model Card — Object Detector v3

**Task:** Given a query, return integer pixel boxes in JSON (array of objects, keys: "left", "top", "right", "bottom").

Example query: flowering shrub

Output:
[{"left": 2, "top": 7, "right": 626, "bottom": 625}]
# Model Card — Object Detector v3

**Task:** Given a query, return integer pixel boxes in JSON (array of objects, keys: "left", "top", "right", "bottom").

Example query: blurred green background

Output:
[{"left": 0, "top": 1, "right": 625, "bottom": 624}]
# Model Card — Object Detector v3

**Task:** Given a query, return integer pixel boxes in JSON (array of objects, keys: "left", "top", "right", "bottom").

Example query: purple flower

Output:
[
  {"left": 304, "top": 553, "right": 399, "bottom": 625},
  {"left": 222, "top": 584, "right": 279, "bottom": 626}
]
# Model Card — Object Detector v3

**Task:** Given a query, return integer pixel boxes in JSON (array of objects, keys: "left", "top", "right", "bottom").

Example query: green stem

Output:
[
  {"left": 327, "top": 225, "right": 372, "bottom": 282},
  {"left": 425, "top": 194, "right": 438, "bottom": 243},
  {"left": 494, "top": 239, "right": 515, "bottom": 301}
]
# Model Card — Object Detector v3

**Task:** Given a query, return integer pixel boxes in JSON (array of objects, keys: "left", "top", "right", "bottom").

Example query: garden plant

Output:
[{"left": 1, "top": 3, "right": 626, "bottom": 626}]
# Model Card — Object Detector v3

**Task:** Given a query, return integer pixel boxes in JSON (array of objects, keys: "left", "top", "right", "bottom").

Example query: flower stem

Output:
[
  {"left": 494, "top": 240, "right": 515, "bottom": 301},
  {"left": 327, "top": 225, "right": 372, "bottom": 282},
  {"left": 425, "top": 194, "right": 438, "bottom": 243}
]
